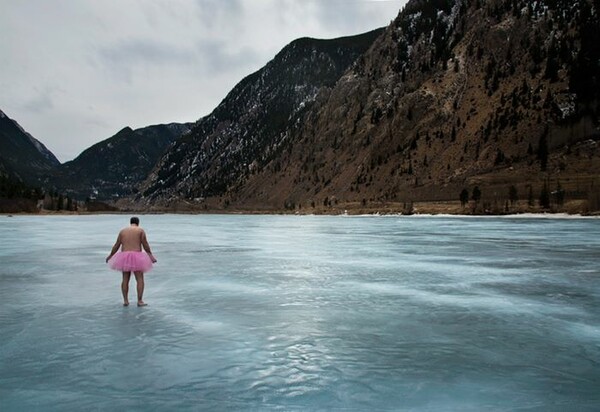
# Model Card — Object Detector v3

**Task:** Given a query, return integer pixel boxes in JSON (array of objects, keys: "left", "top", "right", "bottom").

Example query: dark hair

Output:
[{"left": 130, "top": 216, "right": 140, "bottom": 225}]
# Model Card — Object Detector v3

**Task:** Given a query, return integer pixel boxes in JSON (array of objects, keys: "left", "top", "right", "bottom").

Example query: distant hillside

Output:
[
  {"left": 138, "top": 29, "right": 384, "bottom": 205},
  {"left": 139, "top": 0, "right": 600, "bottom": 213},
  {"left": 0, "top": 108, "right": 193, "bottom": 202},
  {"left": 0, "top": 109, "right": 59, "bottom": 185},
  {"left": 53, "top": 123, "right": 192, "bottom": 200}
]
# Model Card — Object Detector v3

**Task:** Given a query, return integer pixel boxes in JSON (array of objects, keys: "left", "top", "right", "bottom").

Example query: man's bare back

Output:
[{"left": 119, "top": 225, "right": 151, "bottom": 252}]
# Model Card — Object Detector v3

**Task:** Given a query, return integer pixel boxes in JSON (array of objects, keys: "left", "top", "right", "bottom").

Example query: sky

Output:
[{"left": 1, "top": 0, "right": 407, "bottom": 162}]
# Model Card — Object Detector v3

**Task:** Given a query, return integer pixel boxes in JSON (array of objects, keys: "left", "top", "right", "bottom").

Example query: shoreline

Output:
[
  {"left": 4, "top": 213, "right": 599, "bottom": 220},
  {"left": 3, "top": 197, "right": 598, "bottom": 217},
  {"left": 3, "top": 188, "right": 600, "bottom": 217},
  {"left": 5, "top": 209, "right": 599, "bottom": 219}
]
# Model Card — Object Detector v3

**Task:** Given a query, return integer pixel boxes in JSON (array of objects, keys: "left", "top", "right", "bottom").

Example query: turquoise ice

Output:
[{"left": 1, "top": 214, "right": 599, "bottom": 410}]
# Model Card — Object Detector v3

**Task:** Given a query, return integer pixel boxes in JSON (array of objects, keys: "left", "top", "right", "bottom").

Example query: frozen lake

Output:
[{"left": 1, "top": 214, "right": 599, "bottom": 411}]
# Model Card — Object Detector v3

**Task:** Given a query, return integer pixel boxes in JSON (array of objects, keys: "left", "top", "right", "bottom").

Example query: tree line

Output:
[
  {"left": 0, "top": 175, "right": 78, "bottom": 211},
  {"left": 459, "top": 181, "right": 567, "bottom": 213}
]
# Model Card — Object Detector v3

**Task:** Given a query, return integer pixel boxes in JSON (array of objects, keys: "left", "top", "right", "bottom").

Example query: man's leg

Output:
[
  {"left": 121, "top": 272, "right": 131, "bottom": 306},
  {"left": 134, "top": 271, "right": 146, "bottom": 306}
]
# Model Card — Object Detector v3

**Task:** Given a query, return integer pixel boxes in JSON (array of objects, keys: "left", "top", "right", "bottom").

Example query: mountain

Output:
[
  {"left": 53, "top": 123, "right": 193, "bottom": 200},
  {"left": 0, "top": 109, "right": 60, "bottom": 185},
  {"left": 0, "top": 107, "right": 193, "bottom": 202},
  {"left": 138, "top": 29, "right": 384, "bottom": 206},
  {"left": 141, "top": 0, "right": 600, "bottom": 213}
]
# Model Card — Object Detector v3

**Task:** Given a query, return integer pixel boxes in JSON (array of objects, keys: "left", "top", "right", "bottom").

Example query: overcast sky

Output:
[{"left": 1, "top": 0, "right": 407, "bottom": 162}]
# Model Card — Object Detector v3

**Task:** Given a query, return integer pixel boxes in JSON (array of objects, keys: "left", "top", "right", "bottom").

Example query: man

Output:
[{"left": 106, "top": 217, "right": 157, "bottom": 307}]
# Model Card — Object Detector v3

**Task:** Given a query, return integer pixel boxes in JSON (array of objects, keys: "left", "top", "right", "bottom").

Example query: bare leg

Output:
[
  {"left": 121, "top": 272, "right": 131, "bottom": 306},
  {"left": 134, "top": 271, "right": 146, "bottom": 306}
]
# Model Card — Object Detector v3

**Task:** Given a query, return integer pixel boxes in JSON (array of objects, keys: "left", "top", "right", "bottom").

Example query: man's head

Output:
[{"left": 130, "top": 216, "right": 140, "bottom": 225}]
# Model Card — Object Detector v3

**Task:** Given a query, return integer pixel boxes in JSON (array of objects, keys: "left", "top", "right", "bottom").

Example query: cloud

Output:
[
  {"left": 100, "top": 40, "right": 195, "bottom": 66},
  {"left": 96, "top": 39, "right": 198, "bottom": 84},
  {"left": 313, "top": 0, "right": 400, "bottom": 34},
  {"left": 193, "top": 0, "right": 244, "bottom": 30},
  {"left": 20, "top": 87, "right": 56, "bottom": 113},
  {"left": 195, "top": 40, "right": 261, "bottom": 74}
]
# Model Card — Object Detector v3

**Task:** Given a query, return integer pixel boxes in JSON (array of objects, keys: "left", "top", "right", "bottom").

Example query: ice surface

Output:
[{"left": 1, "top": 214, "right": 599, "bottom": 410}]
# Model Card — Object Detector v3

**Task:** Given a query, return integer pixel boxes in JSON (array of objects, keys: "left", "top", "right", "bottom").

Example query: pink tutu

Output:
[{"left": 108, "top": 251, "right": 154, "bottom": 272}]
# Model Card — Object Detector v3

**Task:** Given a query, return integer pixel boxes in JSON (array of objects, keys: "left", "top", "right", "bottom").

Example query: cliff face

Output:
[{"left": 142, "top": 0, "right": 600, "bottom": 212}]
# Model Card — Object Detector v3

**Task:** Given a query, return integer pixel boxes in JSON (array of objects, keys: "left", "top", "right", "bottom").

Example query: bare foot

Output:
[
  {"left": 123, "top": 302, "right": 129, "bottom": 307},
  {"left": 137, "top": 301, "right": 148, "bottom": 307}
]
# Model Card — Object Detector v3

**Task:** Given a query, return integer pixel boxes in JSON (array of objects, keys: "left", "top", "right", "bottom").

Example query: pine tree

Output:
[
  {"left": 460, "top": 188, "right": 469, "bottom": 207},
  {"left": 539, "top": 181, "right": 550, "bottom": 209},
  {"left": 472, "top": 186, "right": 482, "bottom": 202},
  {"left": 555, "top": 181, "right": 565, "bottom": 206},
  {"left": 528, "top": 186, "right": 534, "bottom": 206},
  {"left": 537, "top": 131, "right": 548, "bottom": 171},
  {"left": 509, "top": 185, "right": 518, "bottom": 206}
]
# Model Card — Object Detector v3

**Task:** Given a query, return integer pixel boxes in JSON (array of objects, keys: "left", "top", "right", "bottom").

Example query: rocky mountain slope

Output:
[
  {"left": 138, "top": 29, "right": 384, "bottom": 205},
  {"left": 53, "top": 123, "right": 192, "bottom": 200},
  {"left": 140, "top": 0, "right": 600, "bottom": 213},
  {"left": 0, "top": 109, "right": 60, "bottom": 185}
]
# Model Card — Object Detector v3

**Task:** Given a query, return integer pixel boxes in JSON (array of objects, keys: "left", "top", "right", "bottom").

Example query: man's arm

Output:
[
  {"left": 141, "top": 230, "right": 157, "bottom": 263},
  {"left": 106, "top": 232, "right": 122, "bottom": 262}
]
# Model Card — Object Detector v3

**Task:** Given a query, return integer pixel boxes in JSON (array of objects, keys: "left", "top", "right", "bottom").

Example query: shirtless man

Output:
[{"left": 106, "top": 217, "right": 157, "bottom": 307}]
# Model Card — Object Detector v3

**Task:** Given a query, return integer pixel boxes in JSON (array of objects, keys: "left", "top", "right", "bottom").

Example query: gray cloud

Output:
[
  {"left": 20, "top": 87, "right": 55, "bottom": 113},
  {"left": 313, "top": 0, "right": 401, "bottom": 32},
  {"left": 96, "top": 39, "right": 198, "bottom": 84},
  {"left": 194, "top": 40, "right": 261, "bottom": 74},
  {"left": 100, "top": 40, "right": 195, "bottom": 66},
  {"left": 193, "top": 0, "right": 244, "bottom": 30}
]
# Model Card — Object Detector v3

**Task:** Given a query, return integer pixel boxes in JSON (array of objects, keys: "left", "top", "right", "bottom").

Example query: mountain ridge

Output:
[
  {"left": 138, "top": 28, "right": 385, "bottom": 206},
  {"left": 138, "top": 0, "right": 600, "bottom": 213}
]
